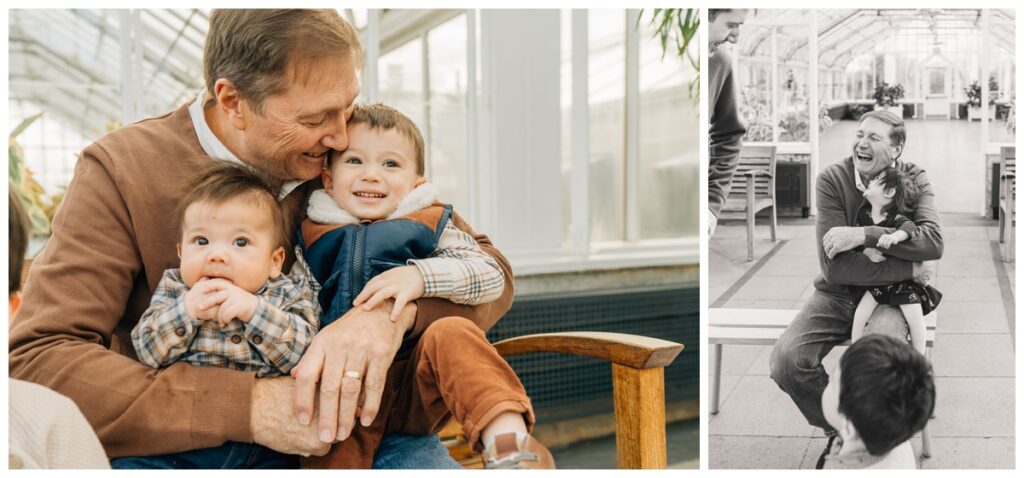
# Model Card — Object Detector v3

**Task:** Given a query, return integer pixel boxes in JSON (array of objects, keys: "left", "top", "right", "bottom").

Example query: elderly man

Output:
[
  {"left": 707, "top": 9, "right": 749, "bottom": 236},
  {"left": 769, "top": 111, "right": 941, "bottom": 441},
  {"left": 9, "top": 9, "right": 512, "bottom": 469}
]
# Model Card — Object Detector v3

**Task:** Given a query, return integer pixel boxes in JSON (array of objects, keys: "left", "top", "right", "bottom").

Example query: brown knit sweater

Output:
[{"left": 8, "top": 100, "right": 514, "bottom": 460}]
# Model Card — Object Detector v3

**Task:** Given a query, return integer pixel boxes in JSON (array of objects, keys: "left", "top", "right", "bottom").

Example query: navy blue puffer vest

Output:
[{"left": 299, "top": 204, "right": 452, "bottom": 327}]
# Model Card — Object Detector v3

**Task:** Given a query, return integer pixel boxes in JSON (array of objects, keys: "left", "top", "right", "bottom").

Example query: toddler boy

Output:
[{"left": 819, "top": 334, "right": 935, "bottom": 469}]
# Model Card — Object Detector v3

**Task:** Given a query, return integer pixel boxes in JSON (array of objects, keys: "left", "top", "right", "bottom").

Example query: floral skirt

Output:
[{"left": 863, "top": 280, "right": 942, "bottom": 316}]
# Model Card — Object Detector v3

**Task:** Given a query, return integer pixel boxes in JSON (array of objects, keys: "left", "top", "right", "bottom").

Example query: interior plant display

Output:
[
  {"left": 965, "top": 76, "right": 999, "bottom": 120},
  {"left": 9, "top": 112, "right": 62, "bottom": 237},
  {"left": 872, "top": 82, "right": 904, "bottom": 114},
  {"left": 739, "top": 86, "right": 773, "bottom": 142}
]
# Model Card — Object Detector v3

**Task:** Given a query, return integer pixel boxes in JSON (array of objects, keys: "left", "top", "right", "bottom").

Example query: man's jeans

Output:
[
  {"left": 373, "top": 433, "right": 461, "bottom": 469},
  {"left": 111, "top": 434, "right": 458, "bottom": 469},
  {"left": 111, "top": 442, "right": 297, "bottom": 469},
  {"left": 769, "top": 289, "right": 910, "bottom": 430}
]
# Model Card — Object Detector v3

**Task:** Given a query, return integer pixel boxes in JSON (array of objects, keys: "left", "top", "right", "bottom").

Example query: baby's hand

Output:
[
  {"left": 877, "top": 233, "right": 899, "bottom": 249},
  {"left": 353, "top": 266, "right": 426, "bottom": 322},
  {"left": 862, "top": 247, "right": 886, "bottom": 263},
  {"left": 184, "top": 279, "right": 226, "bottom": 321},
  {"left": 209, "top": 284, "right": 259, "bottom": 327}
]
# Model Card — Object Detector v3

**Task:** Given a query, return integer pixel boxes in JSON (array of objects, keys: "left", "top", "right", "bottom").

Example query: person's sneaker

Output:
[{"left": 482, "top": 433, "right": 556, "bottom": 469}]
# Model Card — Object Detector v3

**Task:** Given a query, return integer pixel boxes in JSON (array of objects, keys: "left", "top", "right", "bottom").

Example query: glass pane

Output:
[
  {"left": 777, "top": 23, "right": 809, "bottom": 142},
  {"left": 379, "top": 38, "right": 426, "bottom": 145},
  {"left": 588, "top": 10, "right": 625, "bottom": 243},
  {"left": 637, "top": 12, "right": 697, "bottom": 239},
  {"left": 736, "top": 24, "right": 773, "bottom": 142},
  {"left": 427, "top": 14, "right": 469, "bottom": 212},
  {"left": 560, "top": 10, "right": 573, "bottom": 248}
]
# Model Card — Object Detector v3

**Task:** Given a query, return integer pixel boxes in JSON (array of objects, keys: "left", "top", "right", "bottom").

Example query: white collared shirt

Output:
[{"left": 188, "top": 92, "right": 304, "bottom": 200}]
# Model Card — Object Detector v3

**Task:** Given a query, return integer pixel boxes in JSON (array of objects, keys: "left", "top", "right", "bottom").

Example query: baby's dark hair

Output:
[
  {"left": 839, "top": 334, "right": 935, "bottom": 456},
  {"left": 175, "top": 160, "right": 289, "bottom": 248},
  {"left": 876, "top": 168, "right": 918, "bottom": 218}
]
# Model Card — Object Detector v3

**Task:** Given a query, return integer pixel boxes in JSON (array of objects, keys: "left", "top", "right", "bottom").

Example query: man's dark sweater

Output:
[{"left": 813, "top": 157, "right": 943, "bottom": 295}]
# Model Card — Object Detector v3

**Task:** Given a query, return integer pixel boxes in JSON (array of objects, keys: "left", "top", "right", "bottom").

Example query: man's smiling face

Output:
[{"left": 852, "top": 116, "right": 902, "bottom": 179}]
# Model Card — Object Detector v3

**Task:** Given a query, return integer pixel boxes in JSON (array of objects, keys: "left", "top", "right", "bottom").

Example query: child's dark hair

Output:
[
  {"left": 9, "top": 186, "right": 31, "bottom": 294},
  {"left": 876, "top": 168, "right": 918, "bottom": 218},
  {"left": 175, "top": 160, "right": 289, "bottom": 248},
  {"left": 839, "top": 334, "right": 935, "bottom": 456}
]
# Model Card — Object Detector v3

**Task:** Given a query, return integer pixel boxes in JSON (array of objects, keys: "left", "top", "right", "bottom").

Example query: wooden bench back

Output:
[{"left": 727, "top": 145, "right": 777, "bottom": 201}]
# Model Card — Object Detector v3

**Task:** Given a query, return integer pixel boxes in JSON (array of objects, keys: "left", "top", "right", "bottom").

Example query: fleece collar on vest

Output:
[{"left": 306, "top": 182, "right": 440, "bottom": 226}]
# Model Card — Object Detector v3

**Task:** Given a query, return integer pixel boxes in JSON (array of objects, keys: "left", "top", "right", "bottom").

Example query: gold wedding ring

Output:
[{"left": 343, "top": 370, "right": 362, "bottom": 380}]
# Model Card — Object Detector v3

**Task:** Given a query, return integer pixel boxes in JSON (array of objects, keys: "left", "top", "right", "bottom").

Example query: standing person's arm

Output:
[
  {"left": 8, "top": 149, "right": 259, "bottom": 458},
  {"left": 708, "top": 50, "right": 748, "bottom": 218}
]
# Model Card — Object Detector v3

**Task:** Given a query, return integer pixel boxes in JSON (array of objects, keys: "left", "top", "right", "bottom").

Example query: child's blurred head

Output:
[
  {"left": 175, "top": 161, "right": 287, "bottom": 293},
  {"left": 9, "top": 186, "right": 31, "bottom": 317},
  {"left": 322, "top": 103, "right": 425, "bottom": 221},
  {"left": 822, "top": 334, "right": 935, "bottom": 456},
  {"left": 863, "top": 168, "right": 918, "bottom": 217}
]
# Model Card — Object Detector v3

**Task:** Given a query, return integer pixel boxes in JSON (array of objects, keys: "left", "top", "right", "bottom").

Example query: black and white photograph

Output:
[{"left": 707, "top": 8, "right": 1016, "bottom": 469}]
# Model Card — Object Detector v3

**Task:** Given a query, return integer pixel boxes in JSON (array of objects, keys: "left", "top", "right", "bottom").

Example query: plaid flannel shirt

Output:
[
  {"left": 131, "top": 248, "right": 321, "bottom": 378},
  {"left": 409, "top": 221, "right": 505, "bottom": 305}
]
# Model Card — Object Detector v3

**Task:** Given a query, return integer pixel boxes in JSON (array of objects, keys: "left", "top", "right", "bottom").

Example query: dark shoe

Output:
[{"left": 483, "top": 433, "right": 555, "bottom": 469}]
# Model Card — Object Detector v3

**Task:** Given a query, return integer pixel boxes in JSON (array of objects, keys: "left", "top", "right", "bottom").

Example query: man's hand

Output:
[
  {"left": 912, "top": 260, "right": 936, "bottom": 286},
  {"left": 862, "top": 247, "right": 887, "bottom": 263},
  {"left": 708, "top": 209, "right": 719, "bottom": 237},
  {"left": 352, "top": 266, "right": 426, "bottom": 322},
  {"left": 290, "top": 300, "right": 417, "bottom": 444},
  {"left": 251, "top": 377, "right": 331, "bottom": 457},
  {"left": 823, "top": 226, "right": 866, "bottom": 259}
]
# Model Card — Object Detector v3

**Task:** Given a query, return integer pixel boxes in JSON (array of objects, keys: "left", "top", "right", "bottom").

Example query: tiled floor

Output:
[{"left": 709, "top": 214, "right": 1015, "bottom": 469}]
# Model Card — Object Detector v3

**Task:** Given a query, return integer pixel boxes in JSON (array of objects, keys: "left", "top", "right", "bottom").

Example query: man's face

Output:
[
  {"left": 709, "top": 10, "right": 749, "bottom": 52},
  {"left": 235, "top": 55, "right": 361, "bottom": 182},
  {"left": 178, "top": 198, "right": 285, "bottom": 294},
  {"left": 852, "top": 116, "right": 901, "bottom": 179},
  {"left": 323, "top": 124, "right": 423, "bottom": 221}
]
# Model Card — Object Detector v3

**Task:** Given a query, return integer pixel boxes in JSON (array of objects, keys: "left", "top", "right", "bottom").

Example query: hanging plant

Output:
[{"left": 638, "top": 9, "right": 700, "bottom": 102}]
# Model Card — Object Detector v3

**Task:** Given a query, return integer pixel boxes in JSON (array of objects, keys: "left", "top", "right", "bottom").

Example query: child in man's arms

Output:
[{"left": 115, "top": 161, "right": 321, "bottom": 469}]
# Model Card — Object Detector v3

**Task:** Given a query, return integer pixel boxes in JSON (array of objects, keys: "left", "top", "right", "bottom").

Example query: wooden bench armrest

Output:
[{"left": 493, "top": 332, "right": 683, "bottom": 369}]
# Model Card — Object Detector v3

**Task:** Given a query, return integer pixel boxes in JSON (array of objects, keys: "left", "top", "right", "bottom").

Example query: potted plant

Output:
[
  {"left": 640, "top": 9, "right": 699, "bottom": 103},
  {"left": 873, "top": 82, "right": 904, "bottom": 115},
  {"left": 965, "top": 77, "right": 999, "bottom": 121}
]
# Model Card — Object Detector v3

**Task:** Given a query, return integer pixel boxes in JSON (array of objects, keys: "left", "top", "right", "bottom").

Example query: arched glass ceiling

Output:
[
  {"left": 738, "top": 9, "right": 1014, "bottom": 69},
  {"left": 8, "top": 9, "right": 371, "bottom": 140}
]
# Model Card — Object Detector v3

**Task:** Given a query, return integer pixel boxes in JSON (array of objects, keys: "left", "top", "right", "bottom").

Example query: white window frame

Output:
[{"left": 364, "top": 9, "right": 698, "bottom": 276}]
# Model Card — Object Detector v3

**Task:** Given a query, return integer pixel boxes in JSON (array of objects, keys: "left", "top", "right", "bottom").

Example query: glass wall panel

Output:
[
  {"left": 637, "top": 15, "right": 696, "bottom": 239},
  {"left": 427, "top": 14, "right": 469, "bottom": 211},
  {"left": 587, "top": 10, "right": 625, "bottom": 243}
]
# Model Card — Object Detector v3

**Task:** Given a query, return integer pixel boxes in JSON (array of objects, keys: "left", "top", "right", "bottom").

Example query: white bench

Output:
[{"left": 709, "top": 307, "right": 936, "bottom": 458}]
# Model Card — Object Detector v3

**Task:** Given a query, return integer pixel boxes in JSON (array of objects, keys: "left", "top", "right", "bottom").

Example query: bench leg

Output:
[
  {"left": 921, "top": 346, "right": 933, "bottom": 459},
  {"left": 746, "top": 209, "right": 755, "bottom": 262},
  {"left": 769, "top": 204, "right": 777, "bottom": 242},
  {"left": 711, "top": 344, "right": 723, "bottom": 415}
]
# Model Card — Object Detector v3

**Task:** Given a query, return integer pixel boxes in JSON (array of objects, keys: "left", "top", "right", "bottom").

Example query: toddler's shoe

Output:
[{"left": 482, "top": 433, "right": 555, "bottom": 469}]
